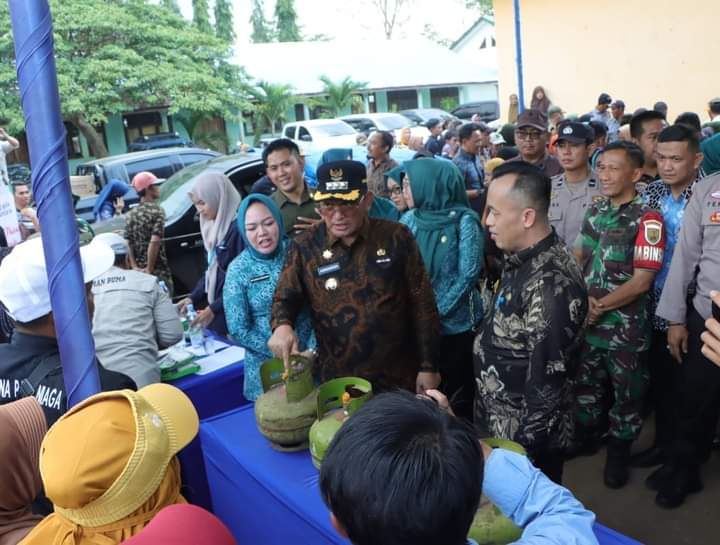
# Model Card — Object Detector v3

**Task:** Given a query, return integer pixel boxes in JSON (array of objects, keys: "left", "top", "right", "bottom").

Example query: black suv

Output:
[
  {"left": 451, "top": 101, "right": 500, "bottom": 122},
  {"left": 95, "top": 150, "right": 265, "bottom": 297},
  {"left": 127, "top": 132, "right": 193, "bottom": 152},
  {"left": 74, "top": 147, "right": 221, "bottom": 223}
]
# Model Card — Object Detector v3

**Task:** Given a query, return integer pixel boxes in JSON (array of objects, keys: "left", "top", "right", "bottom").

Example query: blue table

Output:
[
  {"left": 200, "top": 405, "right": 642, "bottom": 545},
  {"left": 170, "top": 347, "right": 249, "bottom": 511}
]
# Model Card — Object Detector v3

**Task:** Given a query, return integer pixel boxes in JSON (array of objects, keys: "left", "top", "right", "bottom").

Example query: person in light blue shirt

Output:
[
  {"left": 400, "top": 158, "right": 483, "bottom": 420},
  {"left": 223, "top": 194, "right": 315, "bottom": 401},
  {"left": 320, "top": 390, "right": 598, "bottom": 545}
]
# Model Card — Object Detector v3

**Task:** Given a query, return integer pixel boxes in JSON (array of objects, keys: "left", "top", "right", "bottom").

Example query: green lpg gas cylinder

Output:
[
  {"left": 467, "top": 438, "right": 526, "bottom": 545},
  {"left": 254, "top": 356, "right": 317, "bottom": 451},
  {"left": 308, "top": 377, "right": 372, "bottom": 469}
]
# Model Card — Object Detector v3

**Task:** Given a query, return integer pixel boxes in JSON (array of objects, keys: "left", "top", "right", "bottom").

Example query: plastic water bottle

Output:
[{"left": 185, "top": 303, "right": 204, "bottom": 349}]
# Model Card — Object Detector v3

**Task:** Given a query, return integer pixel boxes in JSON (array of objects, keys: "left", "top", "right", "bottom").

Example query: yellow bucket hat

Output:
[{"left": 39, "top": 384, "right": 199, "bottom": 528}]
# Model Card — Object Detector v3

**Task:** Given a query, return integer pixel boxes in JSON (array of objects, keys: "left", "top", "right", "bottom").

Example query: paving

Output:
[{"left": 563, "top": 421, "right": 720, "bottom": 545}]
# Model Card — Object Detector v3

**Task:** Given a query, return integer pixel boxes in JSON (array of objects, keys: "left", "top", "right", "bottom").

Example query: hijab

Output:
[
  {"left": 21, "top": 398, "right": 185, "bottom": 545},
  {"left": 0, "top": 398, "right": 46, "bottom": 545},
  {"left": 404, "top": 159, "right": 480, "bottom": 285},
  {"left": 508, "top": 95, "right": 520, "bottom": 124},
  {"left": 530, "top": 86, "right": 551, "bottom": 114},
  {"left": 92, "top": 180, "right": 129, "bottom": 222},
  {"left": 236, "top": 194, "right": 286, "bottom": 260},
  {"left": 701, "top": 132, "right": 720, "bottom": 176},
  {"left": 383, "top": 164, "right": 405, "bottom": 192},
  {"left": 190, "top": 172, "right": 242, "bottom": 303}
]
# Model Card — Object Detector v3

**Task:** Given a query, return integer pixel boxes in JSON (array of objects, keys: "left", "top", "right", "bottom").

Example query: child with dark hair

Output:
[{"left": 320, "top": 391, "right": 598, "bottom": 545}]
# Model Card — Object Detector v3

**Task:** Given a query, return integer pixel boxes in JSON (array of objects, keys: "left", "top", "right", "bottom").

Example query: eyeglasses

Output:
[
  {"left": 515, "top": 130, "right": 544, "bottom": 141},
  {"left": 389, "top": 186, "right": 403, "bottom": 196},
  {"left": 317, "top": 199, "right": 363, "bottom": 215}
]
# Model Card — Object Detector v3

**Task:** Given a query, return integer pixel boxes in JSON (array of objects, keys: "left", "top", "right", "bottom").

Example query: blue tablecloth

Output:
[
  {"left": 200, "top": 404, "right": 642, "bottom": 545},
  {"left": 171, "top": 346, "right": 248, "bottom": 511}
]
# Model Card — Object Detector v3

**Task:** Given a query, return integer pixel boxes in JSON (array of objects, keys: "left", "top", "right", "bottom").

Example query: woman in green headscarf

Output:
[{"left": 400, "top": 159, "right": 484, "bottom": 420}]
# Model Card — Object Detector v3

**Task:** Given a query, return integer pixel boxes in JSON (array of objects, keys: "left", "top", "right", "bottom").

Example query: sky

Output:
[{"left": 175, "top": 0, "right": 481, "bottom": 45}]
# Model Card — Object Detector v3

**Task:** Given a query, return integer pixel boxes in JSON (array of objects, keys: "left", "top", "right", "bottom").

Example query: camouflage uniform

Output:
[
  {"left": 125, "top": 201, "right": 174, "bottom": 295},
  {"left": 574, "top": 194, "right": 665, "bottom": 440}
]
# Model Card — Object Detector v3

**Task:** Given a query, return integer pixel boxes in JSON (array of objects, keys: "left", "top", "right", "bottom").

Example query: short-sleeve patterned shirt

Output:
[
  {"left": 125, "top": 201, "right": 173, "bottom": 292},
  {"left": 577, "top": 194, "right": 665, "bottom": 351}
]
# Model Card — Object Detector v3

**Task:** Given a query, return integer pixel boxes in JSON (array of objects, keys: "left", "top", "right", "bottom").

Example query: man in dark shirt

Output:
[
  {"left": 366, "top": 130, "right": 398, "bottom": 197},
  {"left": 269, "top": 160, "right": 441, "bottom": 393},
  {"left": 453, "top": 123, "right": 486, "bottom": 214},
  {"left": 424, "top": 118, "right": 444, "bottom": 156},
  {"left": 509, "top": 109, "right": 563, "bottom": 178},
  {"left": 475, "top": 161, "right": 588, "bottom": 485},
  {"left": 265, "top": 138, "right": 321, "bottom": 236},
  {"left": 630, "top": 110, "right": 666, "bottom": 193},
  {"left": 0, "top": 237, "right": 136, "bottom": 426}
]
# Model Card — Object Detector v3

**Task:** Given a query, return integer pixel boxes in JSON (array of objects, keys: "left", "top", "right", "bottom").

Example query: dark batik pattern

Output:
[
  {"left": 474, "top": 231, "right": 588, "bottom": 454},
  {"left": 272, "top": 218, "right": 441, "bottom": 392}
]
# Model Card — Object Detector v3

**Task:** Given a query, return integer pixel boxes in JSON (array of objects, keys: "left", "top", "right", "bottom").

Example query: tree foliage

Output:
[
  {"left": 160, "top": 0, "right": 181, "bottom": 14},
  {"left": 465, "top": 0, "right": 494, "bottom": 15},
  {"left": 311, "top": 76, "right": 368, "bottom": 118},
  {"left": 274, "top": 0, "right": 301, "bottom": 42},
  {"left": 214, "top": 0, "right": 235, "bottom": 43},
  {"left": 192, "top": 0, "right": 212, "bottom": 33},
  {"left": 248, "top": 81, "right": 295, "bottom": 139},
  {"left": 0, "top": 0, "right": 250, "bottom": 157},
  {"left": 249, "top": 0, "right": 272, "bottom": 43}
]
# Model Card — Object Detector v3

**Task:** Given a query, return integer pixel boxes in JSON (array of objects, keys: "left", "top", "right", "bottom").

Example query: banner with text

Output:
[{"left": 0, "top": 183, "right": 22, "bottom": 246}]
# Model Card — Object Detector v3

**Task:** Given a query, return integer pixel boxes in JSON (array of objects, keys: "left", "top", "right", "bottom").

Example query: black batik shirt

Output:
[{"left": 473, "top": 231, "right": 588, "bottom": 454}]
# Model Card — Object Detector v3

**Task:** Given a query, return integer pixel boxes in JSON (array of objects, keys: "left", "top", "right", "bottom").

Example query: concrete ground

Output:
[{"left": 563, "top": 420, "right": 720, "bottom": 545}]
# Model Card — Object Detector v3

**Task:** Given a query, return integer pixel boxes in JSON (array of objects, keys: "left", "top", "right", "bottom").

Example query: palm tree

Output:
[
  {"left": 248, "top": 81, "right": 295, "bottom": 139},
  {"left": 174, "top": 111, "right": 229, "bottom": 153},
  {"left": 312, "top": 75, "right": 368, "bottom": 118}
]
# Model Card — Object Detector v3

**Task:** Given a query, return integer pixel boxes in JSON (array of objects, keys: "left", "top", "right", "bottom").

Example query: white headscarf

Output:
[{"left": 190, "top": 172, "right": 241, "bottom": 303}]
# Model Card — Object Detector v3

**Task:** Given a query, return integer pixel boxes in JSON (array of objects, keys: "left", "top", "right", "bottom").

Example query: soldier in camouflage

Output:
[
  {"left": 125, "top": 172, "right": 174, "bottom": 295},
  {"left": 573, "top": 141, "right": 666, "bottom": 489}
]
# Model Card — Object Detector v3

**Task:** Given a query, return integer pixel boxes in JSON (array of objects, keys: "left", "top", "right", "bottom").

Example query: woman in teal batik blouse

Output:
[
  {"left": 400, "top": 159, "right": 484, "bottom": 420},
  {"left": 223, "top": 194, "right": 315, "bottom": 401}
]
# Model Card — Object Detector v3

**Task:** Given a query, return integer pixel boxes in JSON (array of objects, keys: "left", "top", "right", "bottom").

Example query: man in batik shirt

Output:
[{"left": 475, "top": 161, "right": 588, "bottom": 485}]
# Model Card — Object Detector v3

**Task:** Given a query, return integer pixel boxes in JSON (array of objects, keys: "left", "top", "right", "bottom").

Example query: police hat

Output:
[
  {"left": 556, "top": 121, "right": 593, "bottom": 145},
  {"left": 314, "top": 160, "right": 367, "bottom": 202}
]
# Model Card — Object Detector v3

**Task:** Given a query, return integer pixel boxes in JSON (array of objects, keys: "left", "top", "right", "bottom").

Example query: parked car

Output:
[
  {"left": 281, "top": 119, "right": 359, "bottom": 153},
  {"left": 399, "top": 108, "right": 456, "bottom": 126},
  {"left": 95, "top": 150, "right": 265, "bottom": 297},
  {"left": 74, "top": 147, "right": 221, "bottom": 223},
  {"left": 451, "top": 101, "right": 501, "bottom": 122},
  {"left": 340, "top": 113, "right": 430, "bottom": 143},
  {"left": 127, "top": 132, "right": 193, "bottom": 152}
]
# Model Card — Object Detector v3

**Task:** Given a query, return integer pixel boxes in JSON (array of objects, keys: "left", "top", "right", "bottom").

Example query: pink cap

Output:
[
  {"left": 131, "top": 171, "right": 165, "bottom": 192},
  {"left": 123, "top": 504, "right": 237, "bottom": 545}
]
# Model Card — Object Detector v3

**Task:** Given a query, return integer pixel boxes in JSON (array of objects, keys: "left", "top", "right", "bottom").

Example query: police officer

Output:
[
  {"left": 573, "top": 141, "right": 666, "bottom": 489},
  {"left": 654, "top": 171, "right": 720, "bottom": 508},
  {"left": 549, "top": 121, "right": 602, "bottom": 246},
  {"left": 268, "top": 160, "right": 441, "bottom": 393},
  {"left": 92, "top": 233, "right": 183, "bottom": 388},
  {"left": 0, "top": 237, "right": 135, "bottom": 426}
]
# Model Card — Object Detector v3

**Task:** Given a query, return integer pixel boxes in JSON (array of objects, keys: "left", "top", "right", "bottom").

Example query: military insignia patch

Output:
[
  {"left": 710, "top": 211, "right": 720, "bottom": 224},
  {"left": 644, "top": 219, "right": 663, "bottom": 245},
  {"left": 592, "top": 195, "right": 604, "bottom": 203},
  {"left": 323, "top": 249, "right": 333, "bottom": 260},
  {"left": 376, "top": 248, "right": 386, "bottom": 256},
  {"left": 325, "top": 278, "right": 338, "bottom": 291}
]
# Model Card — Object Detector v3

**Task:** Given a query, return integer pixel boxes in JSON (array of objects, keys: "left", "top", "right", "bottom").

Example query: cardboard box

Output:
[{"left": 70, "top": 175, "right": 96, "bottom": 197}]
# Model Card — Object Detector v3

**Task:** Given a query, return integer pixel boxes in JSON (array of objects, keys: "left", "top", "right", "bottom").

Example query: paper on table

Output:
[
  {"left": 195, "top": 345, "right": 246, "bottom": 375},
  {"left": 185, "top": 338, "right": 231, "bottom": 357}
]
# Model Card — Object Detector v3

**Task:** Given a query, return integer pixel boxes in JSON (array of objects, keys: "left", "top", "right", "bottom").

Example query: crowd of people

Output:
[{"left": 2, "top": 92, "right": 720, "bottom": 544}]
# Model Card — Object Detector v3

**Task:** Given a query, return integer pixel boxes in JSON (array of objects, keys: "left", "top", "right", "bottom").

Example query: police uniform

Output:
[
  {"left": 575, "top": 194, "right": 666, "bottom": 441},
  {"left": 550, "top": 174, "right": 602, "bottom": 246},
  {"left": 271, "top": 160, "right": 441, "bottom": 392},
  {"left": 92, "top": 265, "right": 183, "bottom": 388},
  {"left": 656, "top": 172, "right": 720, "bottom": 478},
  {"left": 549, "top": 122, "right": 603, "bottom": 246}
]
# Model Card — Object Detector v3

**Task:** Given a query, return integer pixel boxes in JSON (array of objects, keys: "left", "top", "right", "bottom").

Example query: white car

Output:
[
  {"left": 340, "top": 113, "right": 430, "bottom": 143},
  {"left": 281, "top": 119, "right": 359, "bottom": 152}
]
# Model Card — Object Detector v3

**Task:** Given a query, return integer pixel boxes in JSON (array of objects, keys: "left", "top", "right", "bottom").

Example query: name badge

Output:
[
  {"left": 375, "top": 257, "right": 391, "bottom": 265},
  {"left": 317, "top": 262, "right": 341, "bottom": 277},
  {"left": 250, "top": 274, "right": 271, "bottom": 283}
]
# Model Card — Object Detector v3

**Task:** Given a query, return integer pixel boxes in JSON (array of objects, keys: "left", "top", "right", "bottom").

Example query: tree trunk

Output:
[{"left": 69, "top": 114, "right": 109, "bottom": 158}]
